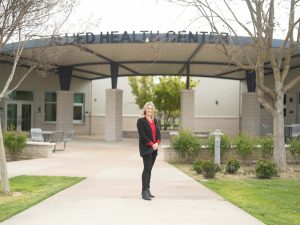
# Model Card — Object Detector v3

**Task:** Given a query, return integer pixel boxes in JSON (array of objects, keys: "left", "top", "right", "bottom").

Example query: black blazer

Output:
[{"left": 137, "top": 117, "right": 161, "bottom": 157}]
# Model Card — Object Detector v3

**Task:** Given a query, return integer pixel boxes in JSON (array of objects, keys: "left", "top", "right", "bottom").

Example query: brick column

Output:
[
  {"left": 241, "top": 92, "right": 260, "bottom": 136},
  {"left": 35, "top": 112, "right": 44, "bottom": 128},
  {"left": 105, "top": 89, "right": 123, "bottom": 141},
  {"left": 56, "top": 91, "right": 73, "bottom": 131},
  {"left": 180, "top": 89, "right": 195, "bottom": 131}
]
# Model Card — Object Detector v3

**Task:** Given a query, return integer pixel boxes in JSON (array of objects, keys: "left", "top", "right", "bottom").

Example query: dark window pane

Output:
[
  {"left": 45, "top": 92, "right": 57, "bottom": 102},
  {"left": 21, "top": 104, "right": 31, "bottom": 131},
  {"left": 7, "top": 91, "right": 33, "bottom": 100},
  {"left": 7, "top": 104, "right": 17, "bottom": 130},
  {"left": 73, "top": 106, "right": 82, "bottom": 120},
  {"left": 74, "top": 93, "right": 84, "bottom": 103},
  {"left": 45, "top": 103, "right": 56, "bottom": 121}
]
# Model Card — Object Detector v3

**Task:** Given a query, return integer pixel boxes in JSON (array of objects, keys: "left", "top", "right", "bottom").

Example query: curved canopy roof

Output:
[{"left": 1, "top": 32, "right": 300, "bottom": 81}]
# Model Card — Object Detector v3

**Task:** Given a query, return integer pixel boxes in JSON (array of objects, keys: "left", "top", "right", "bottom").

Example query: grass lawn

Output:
[
  {"left": 0, "top": 175, "right": 85, "bottom": 222},
  {"left": 172, "top": 163, "right": 300, "bottom": 225}
]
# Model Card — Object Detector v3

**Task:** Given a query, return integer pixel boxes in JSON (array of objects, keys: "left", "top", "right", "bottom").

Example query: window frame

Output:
[
  {"left": 73, "top": 93, "right": 85, "bottom": 123},
  {"left": 44, "top": 92, "right": 57, "bottom": 122}
]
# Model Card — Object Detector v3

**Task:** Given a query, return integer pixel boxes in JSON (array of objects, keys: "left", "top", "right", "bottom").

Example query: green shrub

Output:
[
  {"left": 255, "top": 160, "right": 278, "bottom": 179},
  {"left": 259, "top": 136, "right": 273, "bottom": 159},
  {"left": 287, "top": 138, "right": 300, "bottom": 161},
  {"left": 234, "top": 133, "right": 254, "bottom": 165},
  {"left": 201, "top": 160, "right": 220, "bottom": 179},
  {"left": 3, "top": 131, "right": 27, "bottom": 161},
  {"left": 171, "top": 130, "right": 200, "bottom": 162},
  {"left": 193, "top": 159, "right": 203, "bottom": 174},
  {"left": 225, "top": 159, "right": 240, "bottom": 174},
  {"left": 207, "top": 134, "right": 231, "bottom": 157}
]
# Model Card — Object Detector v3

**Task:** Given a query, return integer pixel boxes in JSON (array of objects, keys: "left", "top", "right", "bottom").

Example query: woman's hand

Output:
[{"left": 152, "top": 143, "right": 159, "bottom": 150}]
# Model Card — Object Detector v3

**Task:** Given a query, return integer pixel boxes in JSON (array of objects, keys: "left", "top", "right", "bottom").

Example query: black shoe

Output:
[
  {"left": 147, "top": 188, "right": 155, "bottom": 198},
  {"left": 141, "top": 190, "right": 151, "bottom": 200}
]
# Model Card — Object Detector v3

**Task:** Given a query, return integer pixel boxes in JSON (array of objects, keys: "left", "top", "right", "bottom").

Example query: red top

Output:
[{"left": 145, "top": 117, "right": 161, "bottom": 147}]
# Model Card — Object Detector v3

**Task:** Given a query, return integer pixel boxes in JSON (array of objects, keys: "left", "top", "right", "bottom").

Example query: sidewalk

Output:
[{"left": 2, "top": 136, "right": 265, "bottom": 225}]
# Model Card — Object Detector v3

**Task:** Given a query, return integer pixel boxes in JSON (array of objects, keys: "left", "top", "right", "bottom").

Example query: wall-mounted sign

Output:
[{"left": 52, "top": 31, "right": 229, "bottom": 45}]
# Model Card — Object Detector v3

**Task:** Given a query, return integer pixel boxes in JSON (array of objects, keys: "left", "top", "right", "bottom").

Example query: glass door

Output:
[
  {"left": 6, "top": 103, "right": 18, "bottom": 130},
  {"left": 21, "top": 104, "right": 32, "bottom": 131},
  {"left": 6, "top": 102, "right": 33, "bottom": 131}
]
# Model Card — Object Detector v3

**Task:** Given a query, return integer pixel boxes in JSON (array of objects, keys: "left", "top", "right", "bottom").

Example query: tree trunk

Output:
[
  {"left": 273, "top": 98, "right": 287, "bottom": 171},
  {"left": 0, "top": 117, "right": 10, "bottom": 195}
]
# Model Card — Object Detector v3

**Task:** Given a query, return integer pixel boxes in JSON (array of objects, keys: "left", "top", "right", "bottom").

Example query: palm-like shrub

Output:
[
  {"left": 259, "top": 136, "right": 273, "bottom": 159},
  {"left": 3, "top": 131, "right": 26, "bottom": 161},
  {"left": 234, "top": 133, "right": 254, "bottom": 165},
  {"left": 287, "top": 138, "right": 300, "bottom": 162},
  {"left": 171, "top": 130, "right": 200, "bottom": 162}
]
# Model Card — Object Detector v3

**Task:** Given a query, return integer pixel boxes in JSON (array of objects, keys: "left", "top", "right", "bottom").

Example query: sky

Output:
[
  {"left": 60, "top": 0, "right": 292, "bottom": 39},
  {"left": 63, "top": 0, "right": 215, "bottom": 35}
]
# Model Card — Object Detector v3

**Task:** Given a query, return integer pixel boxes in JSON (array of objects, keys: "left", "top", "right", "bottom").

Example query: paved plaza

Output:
[{"left": 1, "top": 136, "right": 265, "bottom": 225}]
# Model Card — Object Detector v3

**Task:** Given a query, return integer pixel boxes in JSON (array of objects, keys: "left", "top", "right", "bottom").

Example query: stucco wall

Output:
[{"left": 0, "top": 63, "right": 91, "bottom": 133}]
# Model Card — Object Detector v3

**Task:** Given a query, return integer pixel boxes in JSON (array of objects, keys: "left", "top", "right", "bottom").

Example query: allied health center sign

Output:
[{"left": 54, "top": 31, "right": 229, "bottom": 45}]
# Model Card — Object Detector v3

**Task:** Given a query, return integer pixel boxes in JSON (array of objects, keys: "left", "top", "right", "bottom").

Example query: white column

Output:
[
  {"left": 105, "top": 89, "right": 123, "bottom": 141},
  {"left": 56, "top": 91, "right": 74, "bottom": 131},
  {"left": 180, "top": 89, "right": 195, "bottom": 131},
  {"left": 241, "top": 92, "right": 260, "bottom": 136}
]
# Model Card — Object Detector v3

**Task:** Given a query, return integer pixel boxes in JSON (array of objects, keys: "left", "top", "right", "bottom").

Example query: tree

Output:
[
  {"left": 128, "top": 76, "right": 155, "bottom": 109},
  {"left": 154, "top": 76, "right": 198, "bottom": 129},
  {"left": 0, "top": 0, "right": 77, "bottom": 195},
  {"left": 128, "top": 76, "right": 198, "bottom": 130},
  {"left": 175, "top": 0, "right": 300, "bottom": 171}
]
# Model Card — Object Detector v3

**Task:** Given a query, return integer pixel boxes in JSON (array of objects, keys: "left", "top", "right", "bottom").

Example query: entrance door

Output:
[{"left": 6, "top": 102, "right": 33, "bottom": 131}]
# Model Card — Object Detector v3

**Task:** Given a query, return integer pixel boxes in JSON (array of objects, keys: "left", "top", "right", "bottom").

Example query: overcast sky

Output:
[
  {"left": 64, "top": 0, "right": 215, "bottom": 34},
  {"left": 62, "top": 0, "right": 293, "bottom": 39}
]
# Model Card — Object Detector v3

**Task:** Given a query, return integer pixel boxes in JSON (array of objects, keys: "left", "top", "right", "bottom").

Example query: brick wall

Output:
[
  {"left": 105, "top": 89, "right": 123, "bottom": 141},
  {"left": 241, "top": 92, "right": 260, "bottom": 136},
  {"left": 56, "top": 91, "right": 74, "bottom": 131},
  {"left": 180, "top": 90, "right": 195, "bottom": 131}
]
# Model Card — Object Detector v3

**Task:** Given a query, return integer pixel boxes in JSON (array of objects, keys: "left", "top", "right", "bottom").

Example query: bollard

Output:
[{"left": 212, "top": 129, "right": 223, "bottom": 166}]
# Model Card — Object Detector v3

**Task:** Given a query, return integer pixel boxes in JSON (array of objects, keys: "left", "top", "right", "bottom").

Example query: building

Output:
[{"left": 0, "top": 32, "right": 299, "bottom": 140}]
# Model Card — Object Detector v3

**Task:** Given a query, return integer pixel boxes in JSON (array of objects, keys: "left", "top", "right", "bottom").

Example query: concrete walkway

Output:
[{"left": 2, "top": 136, "right": 265, "bottom": 225}]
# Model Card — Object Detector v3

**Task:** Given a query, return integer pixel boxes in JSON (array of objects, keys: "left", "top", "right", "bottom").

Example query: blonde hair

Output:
[{"left": 142, "top": 101, "right": 155, "bottom": 119}]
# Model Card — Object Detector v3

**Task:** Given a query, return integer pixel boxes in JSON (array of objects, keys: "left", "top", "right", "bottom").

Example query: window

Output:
[
  {"left": 45, "top": 92, "right": 56, "bottom": 122},
  {"left": 73, "top": 93, "right": 84, "bottom": 123},
  {"left": 7, "top": 91, "right": 33, "bottom": 100}
]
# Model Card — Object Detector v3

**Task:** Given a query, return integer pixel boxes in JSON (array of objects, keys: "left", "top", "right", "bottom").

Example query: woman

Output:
[{"left": 137, "top": 102, "right": 161, "bottom": 201}]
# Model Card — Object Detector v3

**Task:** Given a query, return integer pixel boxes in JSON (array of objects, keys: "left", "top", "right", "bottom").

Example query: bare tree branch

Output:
[
  {"left": 284, "top": 74, "right": 300, "bottom": 92},
  {"left": 0, "top": 0, "right": 78, "bottom": 196},
  {"left": 0, "top": 42, "right": 24, "bottom": 98},
  {"left": 172, "top": 0, "right": 299, "bottom": 171},
  {"left": 224, "top": 0, "right": 254, "bottom": 39},
  {"left": 256, "top": 64, "right": 276, "bottom": 100},
  {"left": 257, "top": 88, "right": 275, "bottom": 115},
  {"left": 190, "top": 0, "right": 255, "bottom": 69},
  {"left": 5, "top": 66, "right": 36, "bottom": 97}
]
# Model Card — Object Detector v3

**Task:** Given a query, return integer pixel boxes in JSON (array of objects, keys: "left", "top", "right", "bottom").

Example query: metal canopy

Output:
[{"left": 1, "top": 33, "right": 300, "bottom": 81}]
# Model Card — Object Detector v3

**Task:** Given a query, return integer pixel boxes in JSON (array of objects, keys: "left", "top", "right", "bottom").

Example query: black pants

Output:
[{"left": 142, "top": 151, "right": 157, "bottom": 191}]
